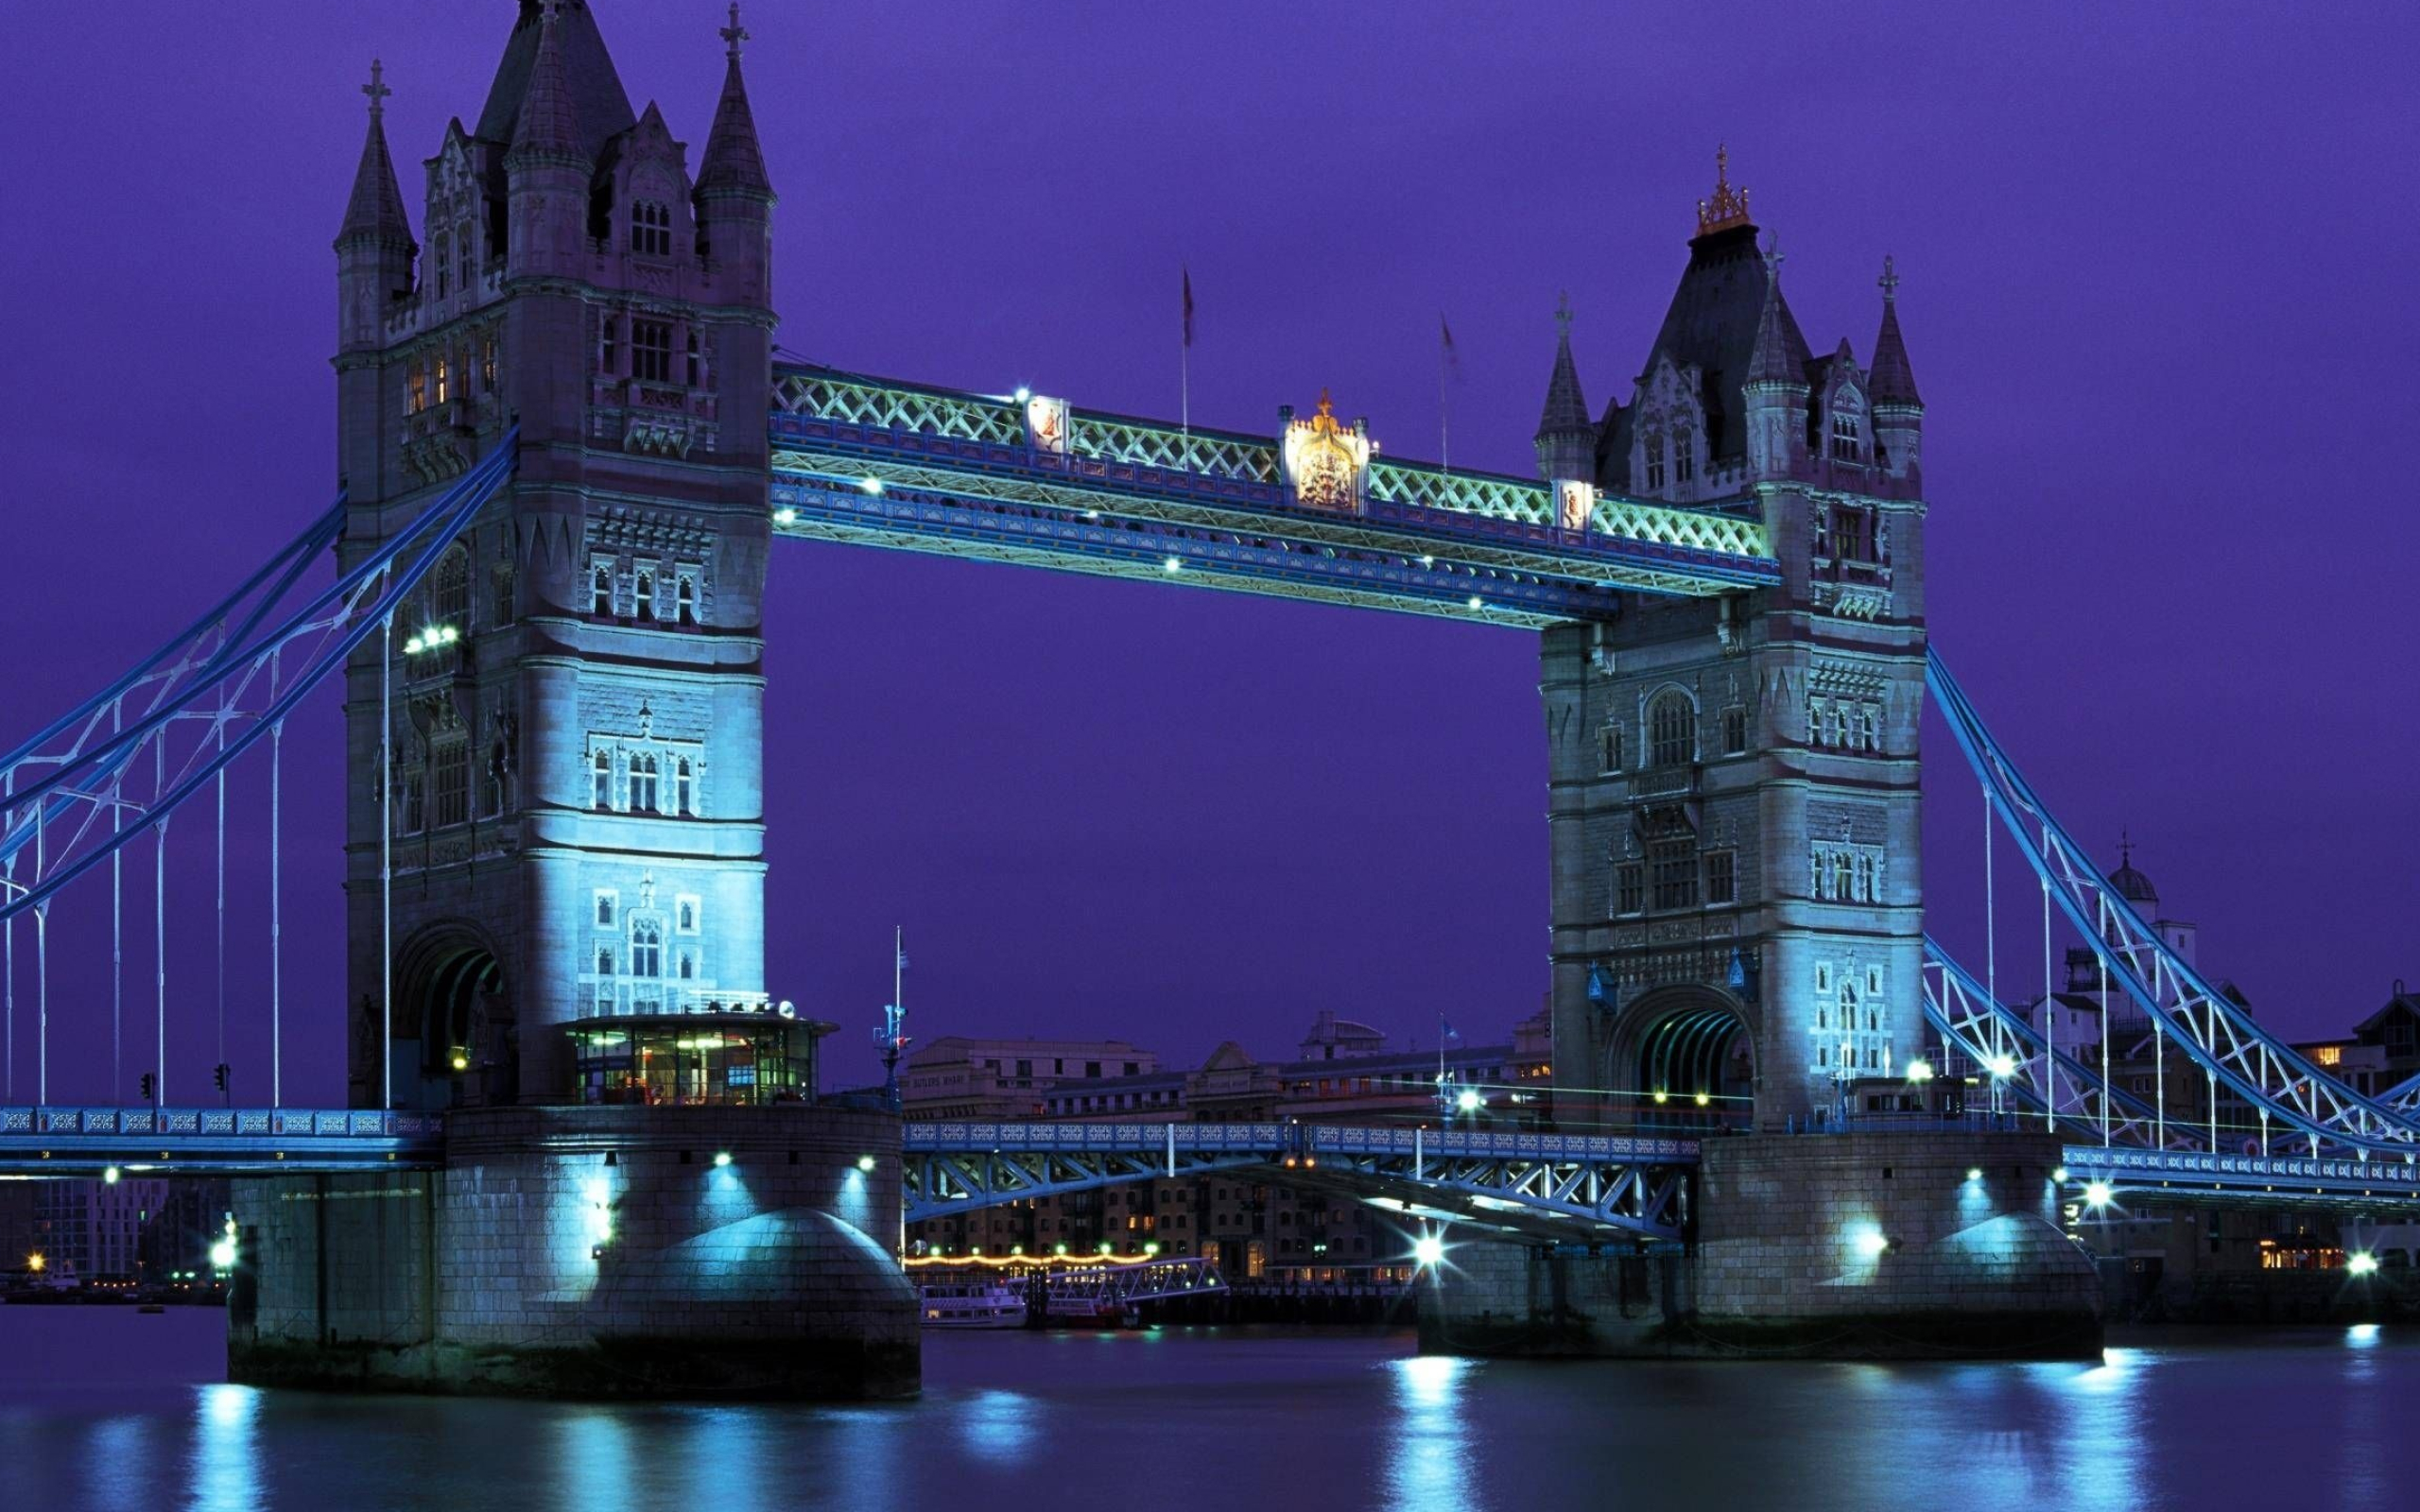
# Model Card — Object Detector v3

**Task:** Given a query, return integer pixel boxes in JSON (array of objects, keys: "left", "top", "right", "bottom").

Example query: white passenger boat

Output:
[{"left": 918, "top": 1278, "right": 1028, "bottom": 1329}]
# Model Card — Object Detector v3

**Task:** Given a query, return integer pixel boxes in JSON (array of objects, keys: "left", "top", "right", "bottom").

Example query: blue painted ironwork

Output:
[
  {"left": 1929, "top": 649, "right": 2420, "bottom": 1156},
  {"left": 2063, "top": 1143, "right": 2420, "bottom": 1205},
  {"left": 0, "top": 1106, "right": 443, "bottom": 1175},
  {"left": 901, "top": 1121, "right": 1697, "bottom": 1237}
]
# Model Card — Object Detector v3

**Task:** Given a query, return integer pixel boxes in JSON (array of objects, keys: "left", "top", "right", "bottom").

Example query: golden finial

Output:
[
  {"left": 1316, "top": 387, "right": 1335, "bottom": 421},
  {"left": 1696, "top": 144, "right": 1752, "bottom": 236}
]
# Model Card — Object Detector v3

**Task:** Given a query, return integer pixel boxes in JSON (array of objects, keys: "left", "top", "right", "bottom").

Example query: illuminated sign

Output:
[
  {"left": 1557, "top": 479, "right": 1596, "bottom": 531},
  {"left": 1024, "top": 393, "right": 1070, "bottom": 455},
  {"left": 1281, "top": 390, "right": 1370, "bottom": 513}
]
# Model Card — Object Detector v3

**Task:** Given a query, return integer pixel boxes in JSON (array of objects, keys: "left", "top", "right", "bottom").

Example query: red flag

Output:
[{"left": 1183, "top": 267, "right": 1195, "bottom": 349}]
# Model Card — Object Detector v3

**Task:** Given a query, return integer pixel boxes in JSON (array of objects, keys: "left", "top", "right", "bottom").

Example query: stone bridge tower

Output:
[
  {"left": 1539, "top": 154, "right": 1928, "bottom": 1132},
  {"left": 334, "top": 0, "right": 777, "bottom": 1108}
]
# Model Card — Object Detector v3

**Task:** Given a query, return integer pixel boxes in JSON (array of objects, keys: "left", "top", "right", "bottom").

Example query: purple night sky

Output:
[{"left": 0, "top": 2, "right": 2412, "bottom": 1103}]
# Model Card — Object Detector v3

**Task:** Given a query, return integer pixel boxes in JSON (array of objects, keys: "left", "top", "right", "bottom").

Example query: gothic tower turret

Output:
[
  {"left": 1742, "top": 244, "right": 1809, "bottom": 478},
  {"left": 336, "top": 0, "right": 780, "bottom": 1110},
  {"left": 1533, "top": 294, "right": 1594, "bottom": 485},
  {"left": 1869, "top": 256, "right": 1924, "bottom": 484}
]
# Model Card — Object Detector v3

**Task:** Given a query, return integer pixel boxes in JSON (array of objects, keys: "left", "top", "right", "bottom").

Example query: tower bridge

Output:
[{"left": 2, "top": 0, "right": 2409, "bottom": 1389}]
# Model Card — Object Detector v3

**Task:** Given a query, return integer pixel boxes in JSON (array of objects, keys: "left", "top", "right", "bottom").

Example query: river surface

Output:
[{"left": 0, "top": 1310, "right": 2406, "bottom": 1509}]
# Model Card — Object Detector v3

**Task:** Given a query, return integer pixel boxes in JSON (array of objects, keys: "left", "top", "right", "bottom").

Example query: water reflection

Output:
[
  {"left": 186, "top": 1385, "right": 259, "bottom": 1512},
  {"left": 959, "top": 1389, "right": 1038, "bottom": 1464},
  {"left": 83, "top": 1416, "right": 153, "bottom": 1512},
  {"left": 1385, "top": 1355, "right": 1474, "bottom": 1511},
  {"left": 551, "top": 1406, "right": 640, "bottom": 1512}
]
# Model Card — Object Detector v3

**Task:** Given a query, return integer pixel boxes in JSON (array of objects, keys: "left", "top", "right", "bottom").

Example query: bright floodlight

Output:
[
  {"left": 1456, "top": 1088, "right": 1482, "bottom": 1113},
  {"left": 860, "top": 476, "right": 885, "bottom": 495},
  {"left": 2051, "top": 1166, "right": 2069, "bottom": 1183},
  {"left": 1466, "top": 595, "right": 1484, "bottom": 610},
  {"left": 2083, "top": 1180, "right": 2115, "bottom": 1209},
  {"left": 1854, "top": 1230, "right": 1890, "bottom": 1258},
  {"left": 1905, "top": 1059, "right": 1934, "bottom": 1083},
  {"left": 713, "top": 1151, "right": 733, "bottom": 1168},
  {"left": 1164, "top": 556, "right": 1184, "bottom": 574},
  {"left": 209, "top": 1238, "right": 237, "bottom": 1270},
  {"left": 1013, "top": 386, "right": 1031, "bottom": 404},
  {"left": 1988, "top": 1055, "right": 2017, "bottom": 1078},
  {"left": 103, "top": 1166, "right": 121, "bottom": 1185},
  {"left": 1965, "top": 1167, "right": 1983, "bottom": 1183},
  {"left": 1694, "top": 1092, "right": 1711, "bottom": 1108},
  {"left": 2348, "top": 1251, "right": 2380, "bottom": 1277},
  {"left": 856, "top": 1155, "right": 876, "bottom": 1173},
  {"left": 1412, "top": 1234, "right": 1446, "bottom": 1268},
  {"left": 773, "top": 507, "right": 798, "bottom": 525}
]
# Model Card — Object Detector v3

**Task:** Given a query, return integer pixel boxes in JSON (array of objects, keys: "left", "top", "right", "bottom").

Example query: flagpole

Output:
[
  {"left": 1439, "top": 325, "right": 1449, "bottom": 474},
  {"left": 1181, "top": 266, "right": 1192, "bottom": 445},
  {"left": 894, "top": 924, "right": 903, "bottom": 1017}
]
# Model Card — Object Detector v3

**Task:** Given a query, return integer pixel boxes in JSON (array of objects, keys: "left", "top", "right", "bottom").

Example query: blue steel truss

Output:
[
  {"left": 1928, "top": 649, "right": 2420, "bottom": 1158},
  {"left": 0, "top": 1107, "right": 443, "bottom": 1175},
  {"left": 2062, "top": 1143, "right": 2420, "bottom": 1206},
  {"left": 900, "top": 1122, "right": 1698, "bottom": 1238},
  {"left": 767, "top": 364, "right": 1777, "bottom": 626},
  {"left": 1, "top": 434, "right": 519, "bottom": 923}
]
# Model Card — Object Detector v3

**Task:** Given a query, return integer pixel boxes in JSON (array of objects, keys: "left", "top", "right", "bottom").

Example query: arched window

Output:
[
  {"left": 596, "top": 894, "right": 614, "bottom": 927},
  {"left": 596, "top": 948, "right": 614, "bottom": 976},
  {"left": 432, "top": 546, "right": 470, "bottom": 633},
  {"left": 677, "top": 899, "right": 695, "bottom": 932},
  {"left": 631, "top": 919, "right": 663, "bottom": 978},
  {"left": 406, "top": 362, "right": 427, "bottom": 415},
  {"left": 1829, "top": 393, "right": 1866, "bottom": 462},
  {"left": 685, "top": 330, "right": 703, "bottom": 387},
  {"left": 1643, "top": 428, "right": 1667, "bottom": 491},
  {"left": 433, "top": 352, "right": 450, "bottom": 406},
  {"left": 634, "top": 570, "right": 654, "bottom": 620},
  {"left": 597, "top": 315, "right": 618, "bottom": 375},
  {"left": 592, "top": 751, "right": 612, "bottom": 810},
  {"left": 629, "top": 753, "right": 658, "bottom": 813},
  {"left": 1648, "top": 691, "right": 1695, "bottom": 768},
  {"left": 592, "top": 565, "right": 613, "bottom": 616},
  {"left": 676, "top": 576, "right": 697, "bottom": 626},
  {"left": 672, "top": 757, "right": 693, "bottom": 816},
  {"left": 678, "top": 952, "right": 695, "bottom": 981},
  {"left": 435, "top": 234, "right": 450, "bottom": 299},
  {"left": 1672, "top": 425, "right": 1696, "bottom": 484}
]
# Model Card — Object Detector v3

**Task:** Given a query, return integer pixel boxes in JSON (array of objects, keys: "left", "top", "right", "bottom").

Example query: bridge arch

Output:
[
  {"left": 1607, "top": 984, "right": 1755, "bottom": 1132},
  {"left": 391, "top": 919, "right": 512, "bottom": 1108}
]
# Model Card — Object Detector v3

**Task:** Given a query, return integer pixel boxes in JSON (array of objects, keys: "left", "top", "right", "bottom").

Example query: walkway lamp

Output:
[
  {"left": 1455, "top": 1088, "right": 1482, "bottom": 1114},
  {"left": 2083, "top": 1180, "right": 2115, "bottom": 1210},
  {"left": 1905, "top": 1059, "right": 1933, "bottom": 1083},
  {"left": 1412, "top": 1233, "right": 1445, "bottom": 1268},
  {"left": 2348, "top": 1251, "right": 2380, "bottom": 1277}
]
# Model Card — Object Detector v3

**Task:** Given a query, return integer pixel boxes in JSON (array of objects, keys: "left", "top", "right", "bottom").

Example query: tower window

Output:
[
  {"left": 631, "top": 201, "right": 673, "bottom": 258},
  {"left": 1705, "top": 850, "right": 1737, "bottom": 905},
  {"left": 433, "top": 352, "right": 450, "bottom": 406},
  {"left": 1644, "top": 430, "right": 1667, "bottom": 491},
  {"left": 1615, "top": 864, "right": 1643, "bottom": 917},
  {"left": 406, "top": 363, "right": 427, "bottom": 415},
  {"left": 1830, "top": 405, "right": 1866, "bottom": 462},
  {"left": 634, "top": 569, "right": 655, "bottom": 620},
  {"left": 596, "top": 893, "right": 615, "bottom": 927},
  {"left": 431, "top": 741, "right": 469, "bottom": 829},
  {"left": 631, "top": 919, "right": 663, "bottom": 978},
  {"left": 432, "top": 546, "right": 470, "bottom": 633},
  {"left": 631, "top": 320, "right": 673, "bottom": 384},
  {"left": 1649, "top": 838, "right": 1699, "bottom": 911},
  {"left": 1599, "top": 724, "right": 1623, "bottom": 773},
  {"left": 629, "top": 753, "right": 659, "bottom": 813},
  {"left": 675, "top": 576, "right": 698, "bottom": 626},
  {"left": 678, "top": 952, "right": 695, "bottom": 981},
  {"left": 672, "top": 756, "right": 693, "bottom": 817},
  {"left": 457, "top": 228, "right": 474, "bottom": 284},
  {"left": 435, "top": 235, "right": 450, "bottom": 299},
  {"left": 596, "top": 948, "right": 614, "bottom": 977},
  {"left": 598, "top": 315, "right": 618, "bottom": 375},
  {"left": 1721, "top": 706, "right": 1747, "bottom": 755},
  {"left": 592, "top": 750, "right": 612, "bottom": 810},
  {"left": 1672, "top": 428, "right": 1695, "bottom": 484},
  {"left": 677, "top": 899, "right": 697, "bottom": 933},
  {"left": 479, "top": 332, "right": 497, "bottom": 389},
  {"left": 685, "top": 330, "right": 703, "bottom": 387},
  {"left": 592, "top": 565, "right": 613, "bottom": 616},
  {"left": 1648, "top": 691, "right": 1695, "bottom": 768}
]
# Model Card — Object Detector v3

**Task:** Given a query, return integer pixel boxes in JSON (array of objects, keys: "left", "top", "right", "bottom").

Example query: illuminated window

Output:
[
  {"left": 631, "top": 200, "right": 673, "bottom": 258},
  {"left": 406, "top": 362, "right": 427, "bottom": 415},
  {"left": 592, "top": 750, "right": 612, "bottom": 810},
  {"left": 431, "top": 741, "right": 469, "bottom": 828},
  {"left": 1648, "top": 690, "right": 1694, "bottom": 768},
  {"left": 631, "top": 320, "right": 673, "bottom": 383},
  {"left": 631, "top": 920, "right": 662, "bottom": 979},
  {"left": 479, "top": 332, "right": 497, "bottom": 388},
  {"left": 434, "top": 352, "right": 450, "bottom": 406}
]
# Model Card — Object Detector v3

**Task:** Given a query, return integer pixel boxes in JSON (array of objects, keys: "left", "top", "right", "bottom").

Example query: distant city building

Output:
[
  {"left": 30, "top": 1178, "right": 170, "bottom": 1280},
  {"left": 903, "top": 1037, "right": 1159, "bottom": 1121},
  {"left": 2295, "top": 983, "right": 2420, "bottom": 1100}
]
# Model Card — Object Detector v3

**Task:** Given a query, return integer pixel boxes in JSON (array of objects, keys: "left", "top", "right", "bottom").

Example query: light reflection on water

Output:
[{"left": 7, "top": 1314, "right": 2420, "bottom": 1510}]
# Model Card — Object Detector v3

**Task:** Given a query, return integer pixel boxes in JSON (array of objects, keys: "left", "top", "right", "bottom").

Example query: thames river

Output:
[{"left": 0, "top": 1310, "right": 2408, "bottom": 1509}]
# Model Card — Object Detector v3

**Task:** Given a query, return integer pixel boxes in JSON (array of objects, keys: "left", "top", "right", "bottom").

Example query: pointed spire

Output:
[
  {"left": 508, "top": 2, "right": 587, "bottom": 167},
  {"left": 1535, "top": 291, "right": 1591, "bottom": 438},
  {"left": 1745, "top": 232, "right": 1804, "bottom": 388},
  {"left": 1695, "top": 143, "right": 1753, "bottom": 237},
  {"left": 337, "top": 59, "right": 416, "bottom": 250},
  {"left": 1869, "top": 254, "right": 1923, "bottom": 405},
  {"left": 699, "top": 3, "right": 772, "bottom": 198}
]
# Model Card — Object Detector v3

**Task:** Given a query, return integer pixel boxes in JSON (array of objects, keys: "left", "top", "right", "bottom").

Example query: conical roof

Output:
[
  {"left": 1870, "top": 257, "right": 1922, "bottom": 405},
  {"left": 508, "top": 8, "right": 586, "bottom": 164},
  {"left": 1535, "top": 301, "right": 1590, "bottom": 438},
  {"left": 1744, "top": 251, "right": 1806, "bottom": 388},
  {"left": 698, "top": 39, "right": 771, "bottom": 198},
  {"left": 478, "top": 0, "right": 633, "bottom": 160},
  {"left": 337, "top": 62, "right": 415, "bottom": 250}
]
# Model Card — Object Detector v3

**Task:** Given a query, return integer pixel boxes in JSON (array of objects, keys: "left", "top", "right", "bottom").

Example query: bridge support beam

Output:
[
  {"left": 229, "top": 1105, "right": 917, "bottom": 1399},
  {"left": 1419, "top": 1130, "right": 2100, "bottom": 1360}
]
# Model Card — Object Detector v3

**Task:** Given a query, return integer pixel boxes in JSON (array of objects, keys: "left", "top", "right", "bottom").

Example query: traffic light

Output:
[
  {"left": 139, "top": 1073, "right": 155, "bottom": 1102},
  {"left": 213, "top": 1063, "right": 230, "bottom": 1092}
]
